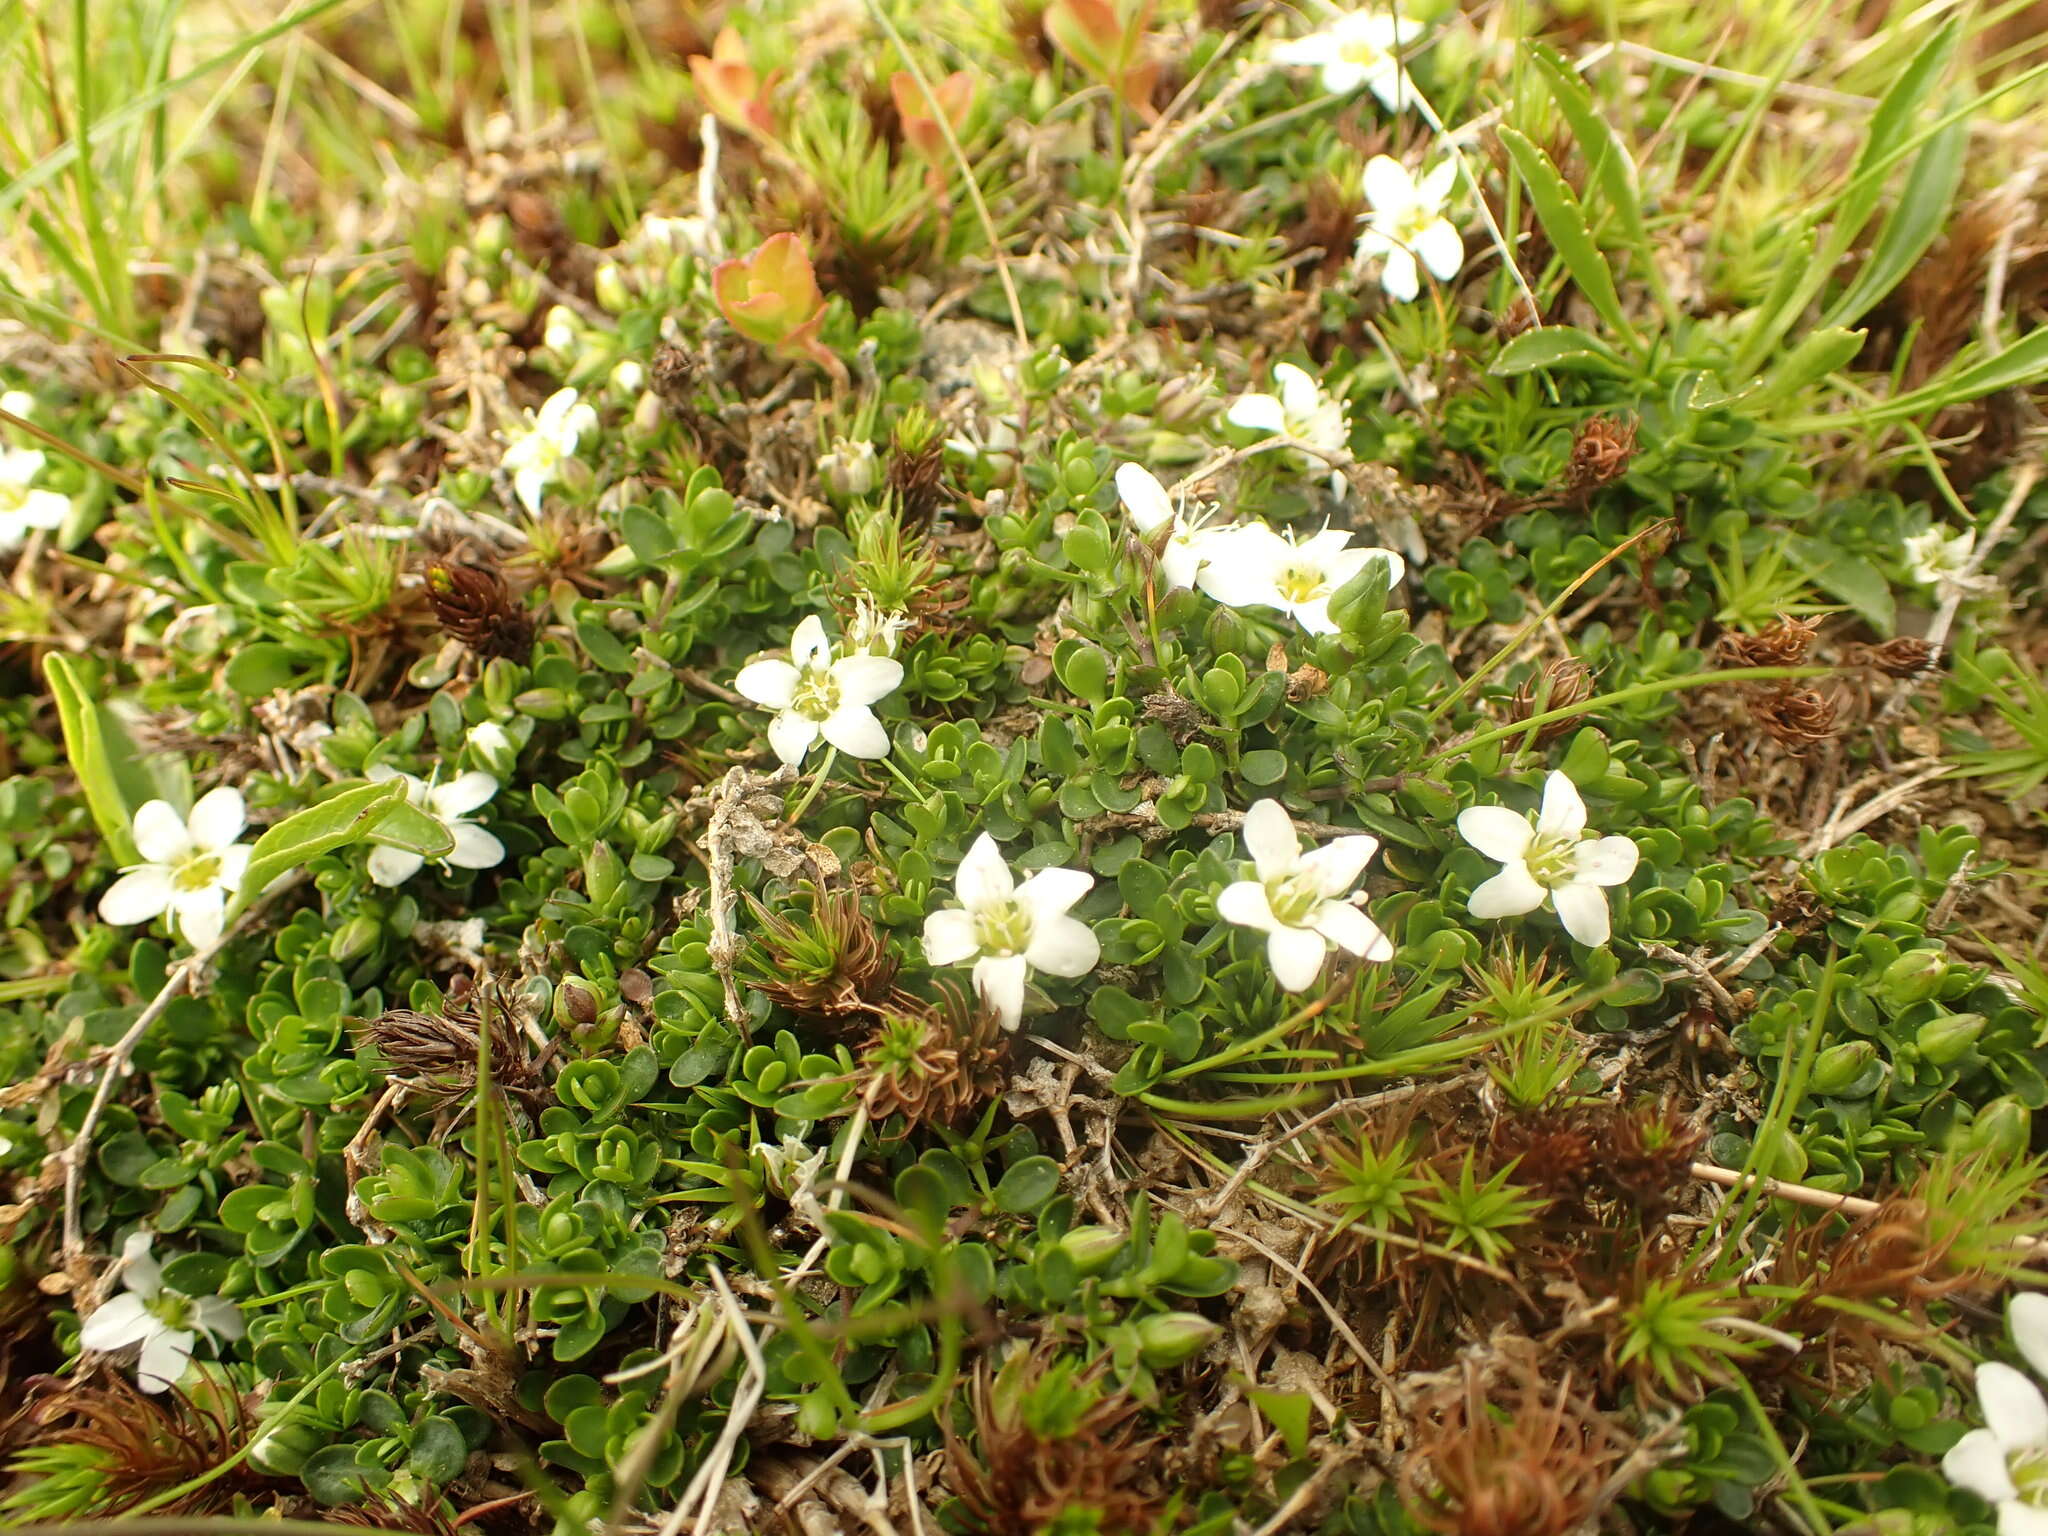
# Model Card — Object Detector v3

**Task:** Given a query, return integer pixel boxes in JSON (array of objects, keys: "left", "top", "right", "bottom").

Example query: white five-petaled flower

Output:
[
  {"left": 1115, "top": 463, "right": 1234, "bottom": 592},
  {"left": 1904, "top": 525, "right": 1977, "bottom": 589},
  {"left": 1457, "top": 772, "right": 1639, "bottom": 947},
  {"left": 78, "top": 1230, "right": 245, "bottom": 1393},
  {"left": 98, "top": 788, "right": 254, "bottom": 950},
  {"left": 1226, "top": 362, "right": 1351, "bottom": 464},
  {"left": 364, "top": 765, "right": 507, "bottom": 887},
  {"left": 1943, "top": 1294, "right": 2048, "bottom": 1535},
  {"left": 922, "top": 833, "right": 1100, "bottom": 1031},
  {"left": 501, "top": 388, "right": 598, "bottom": 515},
  {"left": 1217, "top": 799, "right": 1392, "bottom": 991},
  {"left": 1357, "top": 156, "right": 1463, "bottom": 303},
  {"left": 735, "top": 614, "right": 904, "bottom": 767},
  {"left": 0, "top": 446, "right": 71, "bottom": 551},
  {"left": 1196, "top": 524, "right": 1405, "bottom": 635},
  {"left": 1271, "top": 9, "right": 1423, "bottom": 110}
]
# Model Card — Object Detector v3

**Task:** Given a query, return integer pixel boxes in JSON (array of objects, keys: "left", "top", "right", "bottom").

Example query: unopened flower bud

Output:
[
  {"left": 543, "top": 305, "right": 579, "bottom": 354},
  {"left": 1135, "top": 1311, "right": 1220, "bottom": 1368},
  {"left": 1916, "top": 1012, "right": 1983, "bottom": 1067},
  {"left": 818, "top": 437, "right": 879, "bottom": 498},
  {"left": 595, "top": 262, "right": 631, "bottom": 315},
  {"left": 1809, "top": 1039, "right": 1879, "bottom": 1097},
  {"left": 1058, "top": 1225, "right": 1125, "bottom": 1274}
]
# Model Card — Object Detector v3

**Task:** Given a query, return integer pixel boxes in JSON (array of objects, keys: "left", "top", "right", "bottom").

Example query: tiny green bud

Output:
[
  {"left": 330, "top": 914, "right": 381, "bottom": 965},
  {"left": 555, "top": 977, "right": 600, "bottom": 1030},
  {"left": 594, "top": 262, "right": 632, "bottom": 315},
  {"left": 473, "top": 212, "right": 512, "bottom": 263},
  {"left": 1881, "top": 949, "right": 1947, "bottom": 1005},
  {"left": 1058, "top": 1226, "right": 1125, "bottom": 1274},
  {"left": 1060, "top": 453, "right": 1099, "bottom": 498},
  {"left": 1134, "top": 1311, "right": 1220, "bottom": 1368},
  {"left": 1961, "top": 1096, "right": 2031, "bottom": 1160},
  {"left": 1915, "top": 1012, "right": 1983, "bottom": 1067},
  {"left": 1808, "top": 1039, "right": 1879, "bottom": 1097},
  {"left": 515, "top": 687, "right": 573, "bottom": 720}
]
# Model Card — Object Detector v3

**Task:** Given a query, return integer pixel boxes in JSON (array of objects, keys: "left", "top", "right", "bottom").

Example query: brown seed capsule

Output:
[
  {"left": 1564, "top": 415, "right": 1638, "bottom": 494},
  {"left": 889, "top": 439, "right": 948, "bottom": 531},
  {"left": 651, "top": 343, "right": 697, "bottom": 409},
  {"left": 1750, "top": 685, "right": 1839, "bottom": 753},
  {"left": 1860, "top": 636, "right": 1939, "bottom": 679},
  {"left": 424, "top": 560, "right": 534, "bottom": 662},
  {"left": 1496, "top": 295, "right": 1541, "bottom": 339},
  {"left": 1506, "top": 658, "right": 1596, "bottom": 746},
  {"left": 1716, "top": 616, "right": 1820, "bottom": 670}
]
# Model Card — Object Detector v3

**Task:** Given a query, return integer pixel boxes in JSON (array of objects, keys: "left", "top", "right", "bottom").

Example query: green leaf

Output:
[
  {"left": 1496, "top": 126, "right": 1637, "bottom": 350},
  {"left": 1489, "top": 325, "right": 1626, "bottom": 377},
  {"left": 236, "top": 780, "right": 407, "bottom": 911},
  {"left": 1824, "top": 111, "right": 1966, "bottom": 328},
  {"left": 368, "top": 799, "right": 458, "bottom": 858},
  {"left": 408, "top": 1415, "right": 467, "bottom": 1485},
  {"left": 1837, "top": 18, "right": 1963, "bottom": 241},
  {"left": 991, "top": 1155, "right": 1062, "bottom": 1214},
  {"left": 620, "top": 503, "right": 677, "bottom": 563},
  {"left": 1248, "top": 1389, "right": 1314, "bottom": 1457},
  {"left": 1755, "top": 327, "right": 1866, "bottom": 406},
  {"left": 1797, "top": 327, "right": 2048, "bottom": 431},
  {"left": 223, "top": 641, "right": 307, "bottom": 697},
  {"left": 45, "top": 654, "right": 155, "bottom": 864},
  {"left": 1785, "top": 535, "right": 1896, "bottom": 636},
  {"left": 1527, "top": 44, "right": 1648, "bottom": 256}
]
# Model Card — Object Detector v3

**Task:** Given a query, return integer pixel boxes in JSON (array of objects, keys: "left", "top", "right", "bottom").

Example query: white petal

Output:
[
  {"left": 514, "top": 465, "right": 549, "bottom": 515},
  {"left": 1115, "top": 463, "right": 1174, "bottom": 533},
  {"left": 22, "top": 487, "right": 69, "bottom": 530},
  {"left": 80, "top": 1294, "right": 156, "bottom": 1353},
  {"left": 186, "top": 787, "right": 247, "bottom": 851},
  {"left": 956, "top": 833, "right": 1015, "bottom": 912},
  {"left": 0, "top": 446, "right": 45, "bottom": 485},
  {"left": 1362, "top": 155, "right": 1418, "bottom": 214},
  {"left": 1215, "top": 879, "right": 1277, "bottom": 935},
  {"left": 1312, "top": 899, "right": 1392, "bottom": 961},
  {"left": 1289, "top": 596, "right": 1338, "bottom": 636},
  {"left": 1574, "top": 835, "right": 1639, "bottom": 887},
  {"left": 2000, "top": 1503, "right": 2048, "bottom": 1536},
  {"left": 1360, "top": 547, "right": 1407, "bottom": 587},
  {"left": 1240, "top": 800, "right": 1301, "bottom": 883},
  {"left": 1366, "top": 61, "right": 1416, "bottom": 111},
  {"left": 821, "top": 704, "right": 891, "bottom": 759},
  {"left": 1227, "top": 393, "right": 1287, "bottom": 436},
  {"left": 367, "top": 845, "right": 426, "bottom": 886},
  {"left": 1016, "top": 866, "right": 1093, "bottom": 925},
  {"left": 1274, "top": 363, "right": 1321, "bottom": 423},
  {"left": 1158, "top": 537, "right": 1203, "bottom": 591},
  {"left": 1944, "top": 1428, "right": 2018, "bottom": 1502},
  {"left": 192, "top": 1294, "right": 246, "bottom": 1341},
  {"left": 1271, "top": 32, "right": 1339, "bottom": 66},
  {"left": 1299, "top": 834, "right": 1379, "bottom": 898},
  {"left": 1196, "top": 528, "right": 1284, "bottom": 608},
  {"left": 973, "top": 953, "right": 1030, "bottom": 1031},
  {"left": 1377, "top": 247, "right": 1421, "bottom": 303},
  {"left": 734, "top": 658, "right": 801, "bottom": 710},
  {"left": 1413, "top": 220, "right": 1463, "bottom": 282},
  {"left": 923, "top": 908, "right": 981, "bottom": 966},
  {"left": 1982, "top": 1363, "right": 2048, "bottom": 1451},
  {"left": 431, "top": 771, "right": 499, "bottom": 820},
  {"left": 830, "top": 654, "right": 904, "bottom": 708},
  {"left": 1457, "top": 805, "right": 1535, "bottom": 862},
  {"left": 131, "top": 800, "right": 195, "bottom": 864},
  {"left": 100, "top": 866, "right": 174, "bottom": 926},
  {"left": 790, "top": 615, "right": 830, "bottom": 669},
  {"left": 214, "top": 844, "right": 252, "bottom": 899},
  {"left": 172, "top": 889, "right": 227, "bottom": 950},
  {"left": 1266, "top": 926, "right": 1329, "bottom": 992},
  {"left": 1551, "top": 884, "right": 1612, "bottom": 947},
  {"left": 1537, "top": 772, "right": 1588, "bottom": 839},
  {"left": 1024, "top": 914, "right": 1099, "bottom": 979},
  {"left": 767, "top": 710, "right": 820, "bottom": 768},
  {"left": 1320, "top": 59, "right": 1372, "bottom": 95},
  {"left": 137, "top": 1328, "right": 194, "bottom": 1394},
  {"left": 1469, "top": 863, "right": 1546, "bottom": 920},
  {"left": 445, "top": 822, "right": 506, "bottom": 870},
  {"left": 2013, "top": 1294, "right": 2048, "bottom": 1382}
]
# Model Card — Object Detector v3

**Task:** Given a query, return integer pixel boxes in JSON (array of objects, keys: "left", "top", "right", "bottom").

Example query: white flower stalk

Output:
[
  {"left": 1357, "top": 156, "right": 1462, "bottom": 303},
  {"left": 1943, "top": 1296, "right": 2048, "bottom": 1534},
  {"left": 1217, "top": 799, "right": 1391, "bottom": 991},
  {"left": 1904, "top": 525, "right": 1976, "bottom": 589},
  {"left": 78, "top": 1230, "right": 244, "bottom": 1393},
  {"left": 922, "top": 833, "right": 1099, "bottom": 1030},
  {"left": 1225, "top": 363, "right": 1350, "bottom": 464},
  {"left": 735, "top": 614, "right": 903, "bottom": 767},
  {"left": 1115, "top": 463, "right": 1238, "bottom": 592},
  {"left": 98, "top": 788, "right": 254, "bottom": 950},
  {"left": 1457, "top": 772, "right": 1639, "bottom": 947},
  {"left": 0, "top": 446, "right": 71, "bottom": 551},
  {"left": 364, "top": 765, "right": 506, "bottom": 887},
  {"left": 501, "top": 388, "right": 598, "bottom": 515},
  {"left": 1196, "top": 524, "right": 1404, "bottom": 636},
  {"left": 1271, "top": 9, "right": 1423, "bottom": 109},
  {"left": 844, "top": 598, "right": 911, "bottom": 658}
]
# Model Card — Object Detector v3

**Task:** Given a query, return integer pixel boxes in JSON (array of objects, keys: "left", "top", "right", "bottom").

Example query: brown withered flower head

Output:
[
  {"left": 860, "top": 979, "right": 1011, "bottom": 1132},
  {"left": 1564, "top": 415, "right": 1637, "bottom": 496},
  {"left": 354, "top": 986, "right": 543, "bottom": 1116},
  {"left": 10, "top": 1375, "right": 273, "bottom": 1517},
  {"left": 1600, "top": 1098, "right": 1705, "bottom": 1213},
  {"left": 1716, "top": 615, "right": 1819, "bottom": 670},
  {"left": 1853, "top": 636, "right": 1939, "bottom": 680},
  {"left": 740, "top": 884, "right": 901, "bottom": 1029},
  {"left": 423, "top": 560, "right": 534, "bottom": 662},
  {"left": 889, "top": 434, "right": 950, "bottom": 533},
  {"left": 1506, "top": 657, "right": 1596, "bottom": 747},
  {"left": 1750, "top": 685, "right": 1839, "bottom": 754},
  {"left": 1402, "top": 1356, "right": 1628, "bottom": 1536}
]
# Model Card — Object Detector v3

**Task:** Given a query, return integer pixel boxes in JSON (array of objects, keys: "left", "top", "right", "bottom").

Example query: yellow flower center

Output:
[
  {"left": 972, "top": 898, "right": 1033, "bottom": 956},
  {"left": 1266, "top": 870, "right": 1324, "bottom": 927},
  {"left": 173, "top": 853, "right": 222, "bottom": 892},
  {"left": 1274, "top": 560, "right": 1326, "bottom": 606},
  {"left": 790, "top": 665, "right": 842, "bottom": 723}
]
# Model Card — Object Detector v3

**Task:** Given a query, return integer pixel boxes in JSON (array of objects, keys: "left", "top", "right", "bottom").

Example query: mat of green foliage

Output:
[{"left": 2, "top": 1, "right": 2047, "bottom": 1533}]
